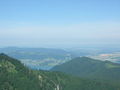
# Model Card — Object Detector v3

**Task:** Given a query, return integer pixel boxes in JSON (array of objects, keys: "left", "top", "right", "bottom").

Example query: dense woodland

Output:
[
  {"left": 0, "top": 53, "right": 120, "bottom": 90},
  {"left": 51, "top": 57, "right": 120, "bottom": 86}
]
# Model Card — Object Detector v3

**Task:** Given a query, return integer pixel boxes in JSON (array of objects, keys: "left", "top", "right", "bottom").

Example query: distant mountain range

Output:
[
  {"left": 51, "top": 57, "right": 120, "bottom": 85},
  {"left": 0, "top": 53, "right": 119, "bottom": 90},
  {"left": 0, "top": 47, "right": 72, "bottom": 59},
  {"left": 0, "top": 47, "right": 120, "bottom": 70},
  {"left": 0, "top": 47, "right": 73, "bottom": 70}
]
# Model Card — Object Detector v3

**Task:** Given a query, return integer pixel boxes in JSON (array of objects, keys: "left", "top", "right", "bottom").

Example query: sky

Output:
[{"left": 0, "top": 0, "right": 120, "bottom": 48}]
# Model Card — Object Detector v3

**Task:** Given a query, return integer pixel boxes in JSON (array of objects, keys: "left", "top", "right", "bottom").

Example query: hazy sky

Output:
[{"left": 0, "top": 0, "right": 120, "bottom": 48}]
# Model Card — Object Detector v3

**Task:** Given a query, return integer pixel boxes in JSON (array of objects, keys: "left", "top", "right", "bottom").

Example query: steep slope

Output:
[
  {"left": 51, "top": 57, "right": 120, "bottom": 85},
  {"left": 0, "top": 54, "right": 119, "bottom": 90}
]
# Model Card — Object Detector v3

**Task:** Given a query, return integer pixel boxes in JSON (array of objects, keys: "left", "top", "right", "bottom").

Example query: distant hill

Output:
[
  {"left": 0, "top": 47, "right": 72, "bottom": 70},
  {"left": 1, "top": 47, "right": 120, "bottom": 70},
  {"left": 0, "top": 47, "right": 72, "bottom": 60},
  {"left": 51, "top": 57, "right": 120, "bottom": 85},
  {"left": 0, "top": 53, "right": 119, "bottom": 90}
]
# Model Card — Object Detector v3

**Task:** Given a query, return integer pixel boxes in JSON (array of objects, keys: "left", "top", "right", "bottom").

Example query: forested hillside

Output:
[
  {"left": 0, "top": 54, "right": 119, "bottom": 90},
  {"left": 51, "top": 57, "right": 120, "bottom": 85}
]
